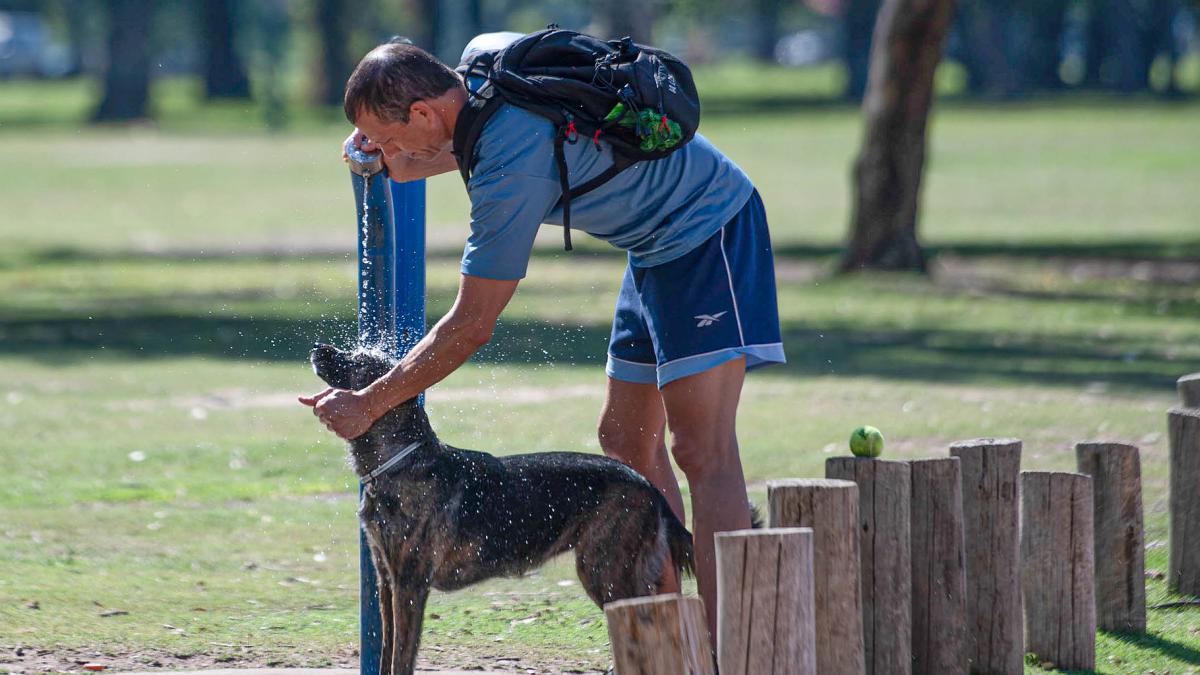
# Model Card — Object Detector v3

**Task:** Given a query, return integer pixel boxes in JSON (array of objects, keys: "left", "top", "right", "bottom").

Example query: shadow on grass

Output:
[
  {"left": 1105, "top": 627, "right": 1200, "bottom": 667},
  {"left": 770, "top": 240, "right": 1200, "bottom": 262},
  {"left": 2, "top": 310, "right": 1196, "bottom": 392},
  {"left": 7, "top": 236, "right": 1199, "bottom": 272}
]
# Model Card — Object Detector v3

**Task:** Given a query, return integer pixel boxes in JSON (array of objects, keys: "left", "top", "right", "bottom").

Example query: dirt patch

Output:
[
  {"left": 0, "top": 644, "right": 604, "bottom": 674},
  {"left": 0, "top": 644, "right": 354, "bottom": 675}
]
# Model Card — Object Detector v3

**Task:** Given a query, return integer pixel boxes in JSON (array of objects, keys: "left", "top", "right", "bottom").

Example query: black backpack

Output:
[{"left": 451, "top": 28, "right": 701, "bottom": 250}]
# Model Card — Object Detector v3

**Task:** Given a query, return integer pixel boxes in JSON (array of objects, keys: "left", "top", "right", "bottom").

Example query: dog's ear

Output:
[
  {"left": 348, "top": 349, "right": 395, "bottom": 390},
  {"left": 310, "top": 344, "right": 353, "bottom": 389}
]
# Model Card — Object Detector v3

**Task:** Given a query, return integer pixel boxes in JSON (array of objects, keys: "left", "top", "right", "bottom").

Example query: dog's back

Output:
[{"left": 405, "top": 447, "right": 692, "bottom": 604}]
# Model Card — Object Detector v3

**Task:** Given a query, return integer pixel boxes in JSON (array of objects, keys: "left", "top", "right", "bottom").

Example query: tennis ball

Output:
[{"left": 850, "top": 426, "right": 885, "bottom": 458}]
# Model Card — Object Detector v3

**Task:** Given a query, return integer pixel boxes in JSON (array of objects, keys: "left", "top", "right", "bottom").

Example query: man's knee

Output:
[
  {"left": 597, "top": 417, "right": 657, "bottom": 465},
  {"left": 669, "top": 432, "right": 739, "bottom": 481}
]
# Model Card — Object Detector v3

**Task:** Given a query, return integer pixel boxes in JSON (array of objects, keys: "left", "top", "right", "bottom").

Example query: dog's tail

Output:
[
  {"left": 664, "top": 509, "right": 695, "bottom": 579},
  {"left": 750, "top": 501, "right": 765, "bottom": 529}
]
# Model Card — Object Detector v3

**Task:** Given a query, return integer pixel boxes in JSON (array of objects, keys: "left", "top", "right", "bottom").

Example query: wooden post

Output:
[
  {"left": 605, "top": 594, "right": 715, "bottom": 675},
  {"left": 949, "top": 438, "right": 1023, "bottom": 675},
  {"left": 767, "top": 479, "right": 865, "bottom": 675},
  {"left": 1076, "top": 441, "right": 1146, "bottom": 632},
  {"left": 1169, "top": 402, "right": 1200, "bottom": 595},
  {"left": 1020, "top": 472, "right": 1097, "bottom": 671},
  {"left": 908, "top": 457, "right": 968, "bottom": 674},
  {"left": 715, "top": 528, "right": 816, "bottom": 675},
  {"left": 826, "top": 457, "right": 912, "bottom": 675},
  {"left": 1178, "top": 372, "right": 1200, "bottom": 408}
]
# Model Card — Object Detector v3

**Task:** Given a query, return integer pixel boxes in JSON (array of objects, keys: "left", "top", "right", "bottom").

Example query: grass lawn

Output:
[{"left": 1, "top": 75, "right": 1199, "bottom": 674}]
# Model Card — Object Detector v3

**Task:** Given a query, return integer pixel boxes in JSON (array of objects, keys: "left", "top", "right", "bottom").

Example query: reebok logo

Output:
[{"left": 695, "top": 312, "right": 727, "bottom": 328}]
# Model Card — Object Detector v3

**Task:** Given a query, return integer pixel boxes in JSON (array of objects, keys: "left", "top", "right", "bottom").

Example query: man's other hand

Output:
[{"left": 299, "top": 387, "right": 377, "bottom": 440}]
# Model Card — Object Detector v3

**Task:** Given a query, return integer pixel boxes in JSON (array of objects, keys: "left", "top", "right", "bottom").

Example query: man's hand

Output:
[
  {"left": 298, "top": 387, "right": 378, "bottom": 440},
  {"left": 342, "top": 128, "right": 379, "bottom": 159}
]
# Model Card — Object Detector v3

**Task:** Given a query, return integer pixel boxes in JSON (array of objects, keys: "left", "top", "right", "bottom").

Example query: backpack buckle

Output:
[{"left": 563, "top": 115, "right": 579, "bottom": 144}]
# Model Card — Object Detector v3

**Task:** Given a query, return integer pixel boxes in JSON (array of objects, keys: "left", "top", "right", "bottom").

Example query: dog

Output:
[{"left": 310, "top": 343, "right": 695, "bottom": 675}]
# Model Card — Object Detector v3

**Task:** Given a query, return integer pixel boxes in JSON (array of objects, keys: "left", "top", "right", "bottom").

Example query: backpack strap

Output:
[
  {"left": 451, "top": 53, "right": 505, "bottom": 183},
  {"left": 567, "top": 156, "right": 635, "bottom": 199},
  {"left": 552, "top": 123, "right": 574, "bottom": 251}
]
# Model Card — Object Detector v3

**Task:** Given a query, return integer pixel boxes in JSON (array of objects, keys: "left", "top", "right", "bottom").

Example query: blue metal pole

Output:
[
  {"left": 390, "top": 179, "right": 427, "bottom": 356},
  {"left": 345, "top": 141, "right": 426, "bottom": 675}
]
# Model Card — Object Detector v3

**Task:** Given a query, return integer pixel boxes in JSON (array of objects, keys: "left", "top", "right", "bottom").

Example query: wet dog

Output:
[{"left": 310, "top": 344, "right": 694, "bottom": 675}]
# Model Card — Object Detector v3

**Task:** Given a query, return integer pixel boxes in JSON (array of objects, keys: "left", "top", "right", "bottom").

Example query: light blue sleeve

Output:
[{"left": 459, "top": 108, "right": 562, "bottom": 280}]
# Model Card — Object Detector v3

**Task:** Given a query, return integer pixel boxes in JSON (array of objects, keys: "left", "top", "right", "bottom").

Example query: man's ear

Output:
[{"left": 409, "top": 100, "right": 435, "bottom": 126}]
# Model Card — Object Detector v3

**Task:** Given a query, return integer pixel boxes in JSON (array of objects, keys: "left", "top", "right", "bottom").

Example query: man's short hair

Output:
[{"left": 343, "top": 43, "right": 460, "bottom": 124}]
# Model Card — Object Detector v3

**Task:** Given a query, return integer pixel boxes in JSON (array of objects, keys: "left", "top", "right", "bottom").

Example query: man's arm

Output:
[
  {"left": 362, "top": 273, "right": 518, "bottom": 412},
  {"left": 301, "top": 274, "right": 518, "bottom": 438}
]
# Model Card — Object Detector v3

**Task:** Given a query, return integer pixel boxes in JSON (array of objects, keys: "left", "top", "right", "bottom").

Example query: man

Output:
[{"left": 299, "top": 34, "right": 785, "bottom": 638}]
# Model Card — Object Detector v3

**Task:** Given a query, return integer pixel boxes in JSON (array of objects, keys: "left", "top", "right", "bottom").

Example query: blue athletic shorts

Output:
[{"left": 606, "top": 190, "right": 786, "bottom": 388}]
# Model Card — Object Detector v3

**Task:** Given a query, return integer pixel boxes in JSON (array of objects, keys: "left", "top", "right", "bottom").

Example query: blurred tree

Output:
[
  {"left": 252, "top": 0, "right": 291, "bottom": 130},
  {"left": 313, "top": 0, "right": 351, "bottom": 106},
  {"left": 843, "top": 0, "right": 956, "bottom": 273},
  {"left": 843, "top": 0, "right": 883, "bottom": 100},
  {"left": 600, "top": 0, "right": 656, "bottom": 43},
  {"left": 955, "top": 0, "right": 1019, "bottom": 96},
  {"left": 199, "top": 0, "right": 250, "bottom": 99},
  {"left": 406, "top": 0, "right": 437, "bottom": 52},
  {"left": 753, "top": 0, "right": 785, "bottom": 61},
  {"left": 93, "top": 0, "right": 155, "bottom": 121},
  {"left": 46, "top": 0, "right": 94, "bottom": 77},
  {"left": 1087, "top": 0, "right": 1149, "bottom": 91},
  {"left": 1085, "top": 0, "right": 1181, "bottom": 93},
  {"left": 1019, "top": 0, "right": 1068, "bottom": 91},
  {"left": 404, "top": 0, "right": 482, "bottom": 64}
]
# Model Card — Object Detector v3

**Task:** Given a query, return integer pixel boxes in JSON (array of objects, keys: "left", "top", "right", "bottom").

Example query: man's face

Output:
[{"left": 356, "top": 104, "right": 448, "bottom": 162}]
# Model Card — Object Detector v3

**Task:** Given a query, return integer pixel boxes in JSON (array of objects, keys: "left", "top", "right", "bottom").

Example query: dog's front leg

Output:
[
  {"left": 390, "top": 574, "right": 431, "bottom": 675},
  {"left": 367, "top": 537, "right": 396, "bottom": 675}
]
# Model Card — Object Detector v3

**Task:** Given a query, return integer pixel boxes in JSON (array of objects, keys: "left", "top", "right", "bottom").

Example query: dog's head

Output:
[{"left": 310, "top": 343, "right": 395, "bottom": 391}]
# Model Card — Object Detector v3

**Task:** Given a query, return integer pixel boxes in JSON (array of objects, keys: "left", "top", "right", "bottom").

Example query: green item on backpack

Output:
[{"left": 603, "top": 103, "right": 684, "bottom": 152}]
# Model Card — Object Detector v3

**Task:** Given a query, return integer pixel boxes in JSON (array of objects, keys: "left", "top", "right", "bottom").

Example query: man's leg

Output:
[
  {"left": 659, "top": 356, "right": 751, "bottom": 640},
  {"left": 597, "top": 376, "right": 686, "bottom": 593}
]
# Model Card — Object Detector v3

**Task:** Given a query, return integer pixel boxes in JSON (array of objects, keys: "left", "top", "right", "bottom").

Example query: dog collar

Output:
[{"left": 363, "top": 440, "right": 424, "bottom": 485}]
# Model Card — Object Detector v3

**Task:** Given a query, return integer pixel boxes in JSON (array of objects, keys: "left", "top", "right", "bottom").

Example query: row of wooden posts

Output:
[{"left": 602, "top": 373, "right": 1200, "bottom": 674}]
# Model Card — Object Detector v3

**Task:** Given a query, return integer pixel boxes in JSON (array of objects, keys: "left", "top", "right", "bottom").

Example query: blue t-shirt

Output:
[{"left": 460, "top": 101, "right": 755, "bottom": 280}]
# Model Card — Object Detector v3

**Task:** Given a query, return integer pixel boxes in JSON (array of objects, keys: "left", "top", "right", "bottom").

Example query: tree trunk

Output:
[
  {"left": 1021, "top": 472, "right": 1097, "bottom": 671},
  {"left": 949, "top": 438, "right": 1024, "bottom": 675},
  {"left": 1019, "top": 0, "right": 1068, "bottom": 91},
  {"left": 956, "top": 0, "right": 1019, "bottom": 97},
  {"left": 842, "top": 0, "right": 882, "bottom": 101},
  {"left": 62, "top": 0, "right": 91, "bottom": 77},
  {"left": 200, "top": 0, "right": 251, "bottom": 99},
  {"left": 605, "top": 595, "right": 716, "bottom": 675},
  {"left": 602, "top": 0, "right": 656, "bottom": 44},
  {"left": 841, "top": 0, "right": 957, "bottom": 273},
  {"left": 753, "top": 0, "right": 784, "bottom": 62},
  {"left": 1107, "top": 0, "right": 1151, "bottom": 93},
  {"left": 908, "top": 458, "right": 968, "bottom": 674},
  {"left": 1075, "top": 442, "right": 1146, "bottom": 633},
  {"left": 433, "top": 0, "right": 482, "bottom": 63},
  {"left": 768, "top": 479, "right": 866, "bottom": 675},
  {"left": 403, "top": 0, "right": 436, "bottom": 53},
  {"left": 93, "top": 0, "right": 155, "bottom": 122},
  {"left": 313, "top": 0, "right": 351, "bottom": 106},
  {"left": 715, "top": 528, "right": 817, "bottom": 675},
  {"left": 1085, "top": 0, "right": 1157, "bottom": 92}
]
